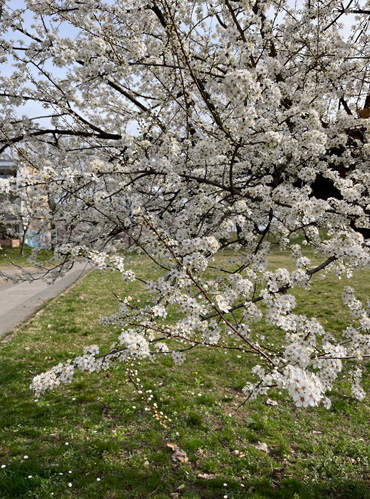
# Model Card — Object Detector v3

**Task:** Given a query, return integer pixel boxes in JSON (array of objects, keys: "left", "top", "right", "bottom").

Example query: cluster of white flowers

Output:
[
  {"left": 202, "top": 323, "right": 221, "bottom": 344},
  {"left": 244, "top": 364, "right": 328, "bottom": 408},
  {"left": 30, "top": 348, "right": 112, "bottom": 396},
  {"left": 265, "top": 294, "right": 297, "bottom": 328},
  {"left": 153, "top": 342, "right": 169, "bottom": 353},
  {"left": 290, "top": 269, "right": 310, "bottom": 288},
  {"left": 342, "top": 286, "right": 366, "bottom": 319},
  {"left": 56, "top": 245, "right": 135, "bottom": 280},
  {"left": 118, "top": 330, "right": 150, "bottom": 358},
  {"left": 151, "top": 304, "right": 167, "bottom": 318},
  {"left": 75, "top": 354, "right": 103, "bottom": 373},
  {"left": 228, "top": 275, "right": 254, "bottom": 298},
  {"left": 223, "top": 69, "right": 261, "bottom": 104},
  {"left": 180, "top": 236, "right": 220, "bottom": 255},
  {"left": 267, "top": 268, "right": 291, "bottom": 292},
  {"left": 283, "top": 343, "right": 314, "bottom": 369},
  {"left": 182, "top": 252, "right": 208, "bottom": 272},
  {"left": 312, "top": 343, "right": 346, "bottom": 390},
  {"left": 59, "top": 168, "right": 76, "bottom": 185},
  {"left": 172, "top": 351, "right": 186, "bottom": 365},
  {"left": 215, "top": 294, "right": 231, "bottom": 313},
  {"left": 31, "top": 370, "right": 63, "bottom": 397},
  {"left": 351, "top": 368, "right": 366, "bottom": 401},
  {"left": 0, "top": 178, "right": 11, "bottom": 194},
  {"left": 281, "top": 366, "right": 326, "bottom": 408}
]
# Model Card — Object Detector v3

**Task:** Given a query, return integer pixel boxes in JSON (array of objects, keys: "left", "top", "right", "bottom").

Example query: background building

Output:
[
  {"left": 0, "top": 155, "right": 51, "bottom": 249},
  {"left": 0, "top": 155, "right": 21, "bottom": 247}
]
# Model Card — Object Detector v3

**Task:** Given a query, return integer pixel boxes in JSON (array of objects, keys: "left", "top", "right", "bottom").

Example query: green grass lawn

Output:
[
  {"left": 1, "top": 252, "right": 370, "bottom": 498},
  {"left": 0, "top": 245, "right": 53, "bottom": 267}
]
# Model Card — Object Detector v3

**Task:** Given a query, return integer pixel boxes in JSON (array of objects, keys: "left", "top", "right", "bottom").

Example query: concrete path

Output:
[{"left": 0, "top": 262, "right": 91, "bottom": 339}]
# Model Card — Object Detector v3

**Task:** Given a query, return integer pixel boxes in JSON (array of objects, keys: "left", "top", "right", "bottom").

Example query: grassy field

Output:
[
  {"left": 1, "top": 251, "right": 370, "bottom": 498},
  {"left": 0, "top": 246, "right": 53, "bottom": 267}
]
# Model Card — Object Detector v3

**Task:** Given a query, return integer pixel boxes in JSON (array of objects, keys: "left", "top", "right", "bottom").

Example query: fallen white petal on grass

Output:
[
  {"left": 253, "top": 441, "right": 270, "bottom": 453},
  {"left": 266, "top": 398, "right": 278, "bottom": 406}
]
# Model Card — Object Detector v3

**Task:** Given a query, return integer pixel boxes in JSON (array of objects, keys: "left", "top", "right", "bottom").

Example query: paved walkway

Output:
[{"left": 0, "top": 262, "right": 91, "bottom": 339}]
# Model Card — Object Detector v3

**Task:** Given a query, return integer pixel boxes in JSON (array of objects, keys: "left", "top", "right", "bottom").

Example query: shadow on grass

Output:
[{"left": 2, "top": 466, "right": 370, "bottom": 499}]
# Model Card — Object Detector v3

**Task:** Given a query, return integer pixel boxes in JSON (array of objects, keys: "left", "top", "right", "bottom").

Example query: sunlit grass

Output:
[{"left": 0, "top": 245, "right": 53, "bottom": 267}]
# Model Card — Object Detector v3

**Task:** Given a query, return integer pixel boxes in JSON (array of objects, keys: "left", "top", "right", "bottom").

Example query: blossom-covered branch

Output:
[{"left": 0, "top": 0, "right": 369, "bottom": 409}]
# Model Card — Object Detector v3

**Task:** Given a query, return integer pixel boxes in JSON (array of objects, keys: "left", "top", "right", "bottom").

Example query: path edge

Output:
[{"left": 0, "top": 267, "right": 93, "bottom": 345}]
